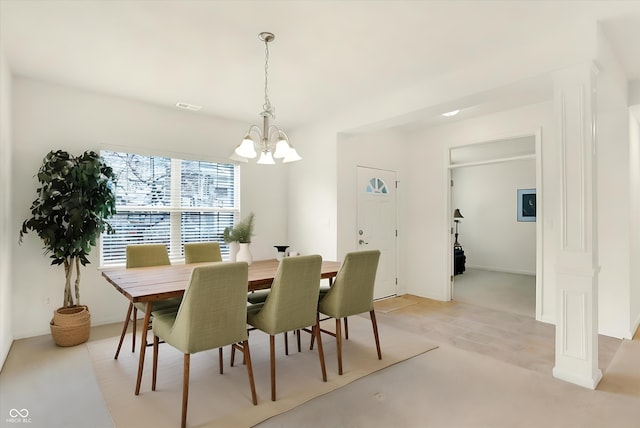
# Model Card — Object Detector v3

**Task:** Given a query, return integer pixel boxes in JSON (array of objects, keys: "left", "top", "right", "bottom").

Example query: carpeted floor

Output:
[
  {"left": 1, "top": 296, "right": 637, "bottom": 428},
  {"left": 453, "top": 268, "right": 536, "bottom": 317},
  {"left": 257, "top": 339, "right": 640, "bottom": 428}
]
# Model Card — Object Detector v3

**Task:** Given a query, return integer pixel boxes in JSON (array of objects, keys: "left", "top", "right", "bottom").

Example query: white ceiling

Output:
[{"left": 2, "top": 1, "right": 639, "bottom": 132}]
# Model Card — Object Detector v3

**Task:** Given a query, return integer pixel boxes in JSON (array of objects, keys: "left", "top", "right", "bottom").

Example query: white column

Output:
[{"left": 552, "top": 63, "right": 602, "bottom": 389}]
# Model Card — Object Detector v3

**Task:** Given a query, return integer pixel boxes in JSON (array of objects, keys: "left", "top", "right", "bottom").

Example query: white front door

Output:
[{"left": 356, "top": 166, "right": 397, "bottom": 299}]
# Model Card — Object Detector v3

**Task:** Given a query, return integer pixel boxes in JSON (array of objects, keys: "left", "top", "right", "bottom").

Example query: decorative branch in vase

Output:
[{"left": 224, "top": 212, "right": 255, "bottom": 264}]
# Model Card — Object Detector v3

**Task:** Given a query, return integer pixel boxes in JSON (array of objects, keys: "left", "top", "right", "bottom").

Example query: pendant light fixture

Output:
[{"left": 232, "top": 32, "right": 301, "bottom": 164}]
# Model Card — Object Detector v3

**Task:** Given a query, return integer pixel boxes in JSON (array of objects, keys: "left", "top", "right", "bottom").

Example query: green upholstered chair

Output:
[
  {"left": 184, "top": 242, "right": 222, "bottom": 264},
  {"left": 151, "top": 262, "right": 257, "bottom": 428},
  {"left": 245, "top": 254, "right": 327, "bottom": 401},
  {"left": 316, "top": 250, "right": 381, "bottom": 375},
  {"left": 114, "top": 244, "right": 179, "bottom": 359},
  {"left": 247, "top": 289, "right": 270, "bottom": 304},
  {"left": 245, "top": 272, "right": 292, "bottom": 355}
]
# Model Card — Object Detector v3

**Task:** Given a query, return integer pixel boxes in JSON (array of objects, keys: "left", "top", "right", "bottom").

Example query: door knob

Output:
[{"left": 359, "top": 239, "right": 368, "bottom": 245}]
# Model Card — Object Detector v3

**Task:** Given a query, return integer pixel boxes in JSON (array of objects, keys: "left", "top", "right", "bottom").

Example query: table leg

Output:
[{"left": 135, "top": 302, "right": 153, "bottom": 395}]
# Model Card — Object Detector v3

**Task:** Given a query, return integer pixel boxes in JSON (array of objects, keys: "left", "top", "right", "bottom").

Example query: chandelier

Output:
[{"left": 233, "top": 32, "right": 301, "bottom": 164}]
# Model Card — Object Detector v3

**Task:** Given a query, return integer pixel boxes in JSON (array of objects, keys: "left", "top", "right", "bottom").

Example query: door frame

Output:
[{"left": 445, "top": 128, "right": 544, "bottom": 321}]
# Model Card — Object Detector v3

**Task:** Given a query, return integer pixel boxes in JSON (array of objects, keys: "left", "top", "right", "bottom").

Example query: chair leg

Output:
[
  {"left": 132, "top": 307, "right": 138, "bottom": 353},
  {"left": 181, "top": 354, "right": 190, "bottom": 428},
  {"left": 230, "top": 343, "right": 247, "bottom": 367},
  {"left": 269, "top": 335, "right": 276, "bottom": 401},
  {"left": 344, "top": 317, "right": 349, "bottom": 340},
  {"left": 335, "top": 318, "right": 343, "bottom": 375},
  {"left": 241, "top": 340, "right": 258, "bottom": 405},
  {"left": 152, "top": 335, "right": 159, "bottom": 391},
  {"left": 314, "top": 315, "right": 327, "bottom": 382},
  {"left": 219, "top": 347, "right": 223, "bottom": 374},
  {"left": 284, "top": 331, "right": 289, "bottom": 355},
  {"left": 296, "top": 329, "right": 301, "bottom": 352},
  {"left": 114, "top": 303, "right": 133, "bottom": 359},
  {"left": 370, "top": 310, "right": 382, "bottom": 360},
  {"left": 231, "top": 340, "right": 257, "bottom": 405}
]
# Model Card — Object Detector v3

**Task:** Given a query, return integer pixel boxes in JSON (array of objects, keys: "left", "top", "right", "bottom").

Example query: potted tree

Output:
[
  {"left": 223, "top": 212, "right": 255, "bottom": 265},
  {"left": 19, "top": 150, "right": 116, "bottom": 346}
]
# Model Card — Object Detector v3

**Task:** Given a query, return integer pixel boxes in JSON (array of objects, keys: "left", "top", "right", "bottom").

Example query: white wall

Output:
[
  {"left": 11, "top": 77, "right": 289, "bottom": 338},
  {"left": 629, "top": 108, "right": 640, "bottom": 334},
  {"left": 400, "top": 75, "right": 635, "bottom": 339},
  {"left": 452, "top": 158, "right": 536, "bottom": 275},
  {"left": 596, "top": 27, "right": 634, "bottom": 338},
  {"left": 286, "top": 124, "right": 338, "bottom": 260},
  {"left": 629, "top": 80, "right": 640, "bottom": 105},
  {"left": 0, "top": 45, "right": 13, "bottom": 368},
  {"left": 404, "top": 102, "right": 557, "bottom": 321}
]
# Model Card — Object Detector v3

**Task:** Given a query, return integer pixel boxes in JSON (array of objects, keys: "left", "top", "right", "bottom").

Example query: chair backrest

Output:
[
  {"left": 169, "top": 262, "right": 249, "bottom": 354},
  {"left": 319, "top": 250, "right": 381, "bottom": 318},
  {"left": 184, "top": 242, "right": 222, "bottom": 264},
  {"left": 126, "top": 244, "right": 170, "bottom": 268},
  {"left": 253, "top": 255, "right": 322, "bottom": 335}
]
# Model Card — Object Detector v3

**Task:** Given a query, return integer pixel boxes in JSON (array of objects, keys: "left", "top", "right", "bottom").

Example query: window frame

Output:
[{"left": 99, "top": 148, "right": 240, "bottom": 267}]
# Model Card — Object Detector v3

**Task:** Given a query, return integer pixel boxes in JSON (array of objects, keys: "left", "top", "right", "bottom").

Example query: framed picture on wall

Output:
[{"left": 517, "top": 188, "right": 536, "bottom": 222}]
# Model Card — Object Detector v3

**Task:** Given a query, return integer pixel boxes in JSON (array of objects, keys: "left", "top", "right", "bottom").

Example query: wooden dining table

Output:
[{"left": 101, "top": 258, "right": 342, "bottom": 395}]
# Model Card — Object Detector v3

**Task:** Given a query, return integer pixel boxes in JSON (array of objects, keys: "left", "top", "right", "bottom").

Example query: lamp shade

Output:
[
  {"left": 273, "top": 138, "right": 291, "bottom": 158},
  {"left": 257, "top": 151, "right": 275, "bottom": 165},
  {"left": 453, "top": 209, "right": 464, "bottom": 219},
  {"left": 282, "top": 147, "right": 302, "bottom": 163},
  {"left": 235, "top": 137, "right": 257, "bottom": 158}
]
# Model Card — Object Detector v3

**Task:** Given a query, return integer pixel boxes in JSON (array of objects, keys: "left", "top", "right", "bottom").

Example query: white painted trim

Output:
[
  {"left": 535, "top": 127, "right": 544, "bottom": 322},
  {"left": 552, "top": 366, "right": 602, "bottom": 390},
  {"left": 448, "top": 154, "right": 535, "bottom": 169},
  {"left": 465, "top": 265, "right": 536, "bottom": 277},
  {"left": 445, "top": 145, "right": 454, "bottom": 301}
]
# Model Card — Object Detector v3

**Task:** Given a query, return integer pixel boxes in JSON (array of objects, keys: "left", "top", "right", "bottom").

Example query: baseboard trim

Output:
[
  {"left": 465, "top": 265, "right": 536, "bottom": 276},
  {"left": 553, "top": 366, "right": 603, "bottom": 390}
]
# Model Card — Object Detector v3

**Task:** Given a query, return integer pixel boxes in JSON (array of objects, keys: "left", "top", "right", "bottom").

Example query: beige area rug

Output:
[
  {"left": 374, "top": 296, "right": 418, "bottom": 313},
  {"left": 87, "top": 315, "right": 437, "bottom": 428}
]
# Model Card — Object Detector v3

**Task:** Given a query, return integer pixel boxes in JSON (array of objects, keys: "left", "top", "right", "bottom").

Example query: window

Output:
[
  {"left": 366, "top": 177, "right": 388, "bottom": 195},
  {"left": 100, "top": 150, "right": 239, "bottom": 266}
]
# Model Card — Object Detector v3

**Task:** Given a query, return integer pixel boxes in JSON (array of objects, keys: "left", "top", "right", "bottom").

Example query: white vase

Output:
[
  {"left": 236, "top": 242, "right": 253, "bottom": 266},
  {"left": 228, "top": 242, "right": 239, "bottom": 262}
]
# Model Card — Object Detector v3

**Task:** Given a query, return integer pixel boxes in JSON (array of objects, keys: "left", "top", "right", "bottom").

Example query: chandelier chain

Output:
[{"left": 263, "top": 39, "right": 272, "bottom": 115}]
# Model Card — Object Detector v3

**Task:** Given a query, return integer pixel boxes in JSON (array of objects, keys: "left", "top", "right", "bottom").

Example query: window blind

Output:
[{"left": 100, "top": 151, "right": 239, "bottom": 265}]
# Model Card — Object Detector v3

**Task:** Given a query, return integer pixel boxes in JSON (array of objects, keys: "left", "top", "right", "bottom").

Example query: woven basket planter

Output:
[{"left": 50, "top": 305, "right": 91, "bottom": 347}]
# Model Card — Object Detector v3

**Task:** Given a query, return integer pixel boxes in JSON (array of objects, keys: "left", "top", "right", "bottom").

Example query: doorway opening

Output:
[{"left": 447, "top": 131, "right": 543, "bottom": 320}]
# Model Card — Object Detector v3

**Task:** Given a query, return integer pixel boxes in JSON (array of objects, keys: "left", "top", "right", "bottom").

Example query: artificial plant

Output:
[
  {"left": 19, "top": 150, "right": 117, "bottom": 308},
  {"left": 223, "top": 212, "right": 255, "bottom": 244}
]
